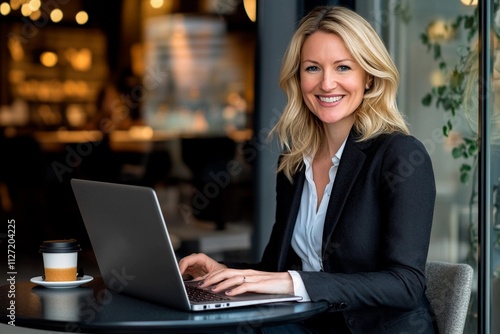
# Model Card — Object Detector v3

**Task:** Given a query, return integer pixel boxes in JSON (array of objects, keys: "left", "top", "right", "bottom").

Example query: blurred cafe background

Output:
[
  {"left": 0, "top": 0, "right": 259, "bottom": 255},
  {"left": 1, "top": 1, "right": 500, "bottom": 333}
]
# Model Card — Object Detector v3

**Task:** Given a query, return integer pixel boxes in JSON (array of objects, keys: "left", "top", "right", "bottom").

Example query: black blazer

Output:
[{"left": 231, "top": 130, "right": 438, "bottom": 333}]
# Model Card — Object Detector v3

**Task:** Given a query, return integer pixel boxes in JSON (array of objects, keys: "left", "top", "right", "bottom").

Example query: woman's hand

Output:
[
  {"left": 198, "top": 268, "right": 294, "bottom": 297},
  {"left": 178, "top": 253, "right": 227, "bottom": 279},
  {"left": 179, "top": 253, "right": 294, "bottom": 296}
]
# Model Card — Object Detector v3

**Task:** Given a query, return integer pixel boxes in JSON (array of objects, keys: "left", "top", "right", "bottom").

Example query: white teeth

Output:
[{"left": 319, "top": 96, "right": 342, "bottom": 103}]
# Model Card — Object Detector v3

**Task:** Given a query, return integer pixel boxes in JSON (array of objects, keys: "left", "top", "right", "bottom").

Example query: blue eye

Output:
[
  {"left": 305, "top": 66, "right": 320, "bottom": 72},
  {"left": 338, "top": 65, "right": 351, "bottom": 72}
]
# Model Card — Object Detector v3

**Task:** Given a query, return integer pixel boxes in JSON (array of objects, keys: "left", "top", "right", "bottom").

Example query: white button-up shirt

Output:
[{"left": 288, "top": 138, "right": 346, "bottom": 301}]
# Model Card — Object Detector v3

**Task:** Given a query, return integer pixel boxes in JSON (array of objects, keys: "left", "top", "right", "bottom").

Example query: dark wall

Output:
[{"left": 302, "top": 0, "right": 356, "bottom": 16}]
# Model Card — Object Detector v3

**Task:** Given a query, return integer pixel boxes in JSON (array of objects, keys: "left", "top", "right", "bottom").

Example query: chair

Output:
[{"left": 425, "top": 261, "right": 474, "bottom": 334}]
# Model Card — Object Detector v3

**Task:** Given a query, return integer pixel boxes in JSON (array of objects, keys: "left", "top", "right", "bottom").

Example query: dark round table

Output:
[{"left": 0, "top": 277, "right": 328, "bottom": 333}]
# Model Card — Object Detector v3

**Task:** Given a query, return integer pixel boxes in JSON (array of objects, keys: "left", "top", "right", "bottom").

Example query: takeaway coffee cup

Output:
[{"left": 39, "top": 239, "right": 81, "bottom": 282}]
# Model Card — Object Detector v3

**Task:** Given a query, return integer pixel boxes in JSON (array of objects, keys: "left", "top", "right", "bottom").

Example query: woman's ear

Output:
[{"left": 365, "top": 76, "right": 373, "bottom": 90}]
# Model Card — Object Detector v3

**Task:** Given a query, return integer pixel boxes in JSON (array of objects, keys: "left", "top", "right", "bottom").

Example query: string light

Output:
[
  {"left": 1, "top": 1, "right": 91, "bottom": 24},
  {"left": 20, "top": 3, "right": 31, "bottom": 16},
  {"left": 0, "top": 3, "right": 11, "bottom": 15},
  {"left": 28, "top": 0, "right": 40, "bottom": 11},
  {"left": 150, "top": 0, "right": 163, "bottom": 9},
  {"left": 50, "top": 8, "right": 63, "bottom": 23},
  {"left": 29, "top": 9, "right": 40, "bottom": 20},
  {"left": 75, "top": 11, "right": 88, "bottom": 25},
  {"left": 10, "top": 0, "right": 21, "bottom": 11}
]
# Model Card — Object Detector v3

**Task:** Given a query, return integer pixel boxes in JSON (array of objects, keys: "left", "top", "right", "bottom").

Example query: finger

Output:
[
  {"left": 180, "top": 264, "right": 205, "bottom": 277},
  {"left": 178, "top": 253, "right": 209, "bottom": 274},
  {"left": 223, "top": 277, "right": 255, "bottom": 296},
  {"left": 196, "top": 268, "right": 228, "bottom": 288},
  {"left": 178, "top": 255, "right": 195, "bottom": 274},
  {"left": 207, "top": 274, "right": 249, "bottom": 293},
  {"left": 200, "top": 267, "right": 242, "bottom": 284}
]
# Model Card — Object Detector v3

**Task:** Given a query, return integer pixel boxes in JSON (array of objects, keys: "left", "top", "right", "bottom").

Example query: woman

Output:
[{"left": 179, "top": 6, "right": 437, "bottom": 333}]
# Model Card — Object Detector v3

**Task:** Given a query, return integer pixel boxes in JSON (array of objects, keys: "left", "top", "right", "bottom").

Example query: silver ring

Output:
[{"left": 242, "top": 276, "right": 246, "bottom": 284}]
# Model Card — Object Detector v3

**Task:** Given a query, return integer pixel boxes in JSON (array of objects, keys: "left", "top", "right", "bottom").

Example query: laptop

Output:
[{"left": 70, "top": 178, "right": 302, "bottom": 311}]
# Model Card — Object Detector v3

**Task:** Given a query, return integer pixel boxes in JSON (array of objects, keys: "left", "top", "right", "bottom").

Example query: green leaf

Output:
[
  {"left": 452, "top": 146, "right": 463, "bottom": 159},
  {"left": 460, "top": 164, "right": 472, "bottom": 172},
  {"left": 443, "top": 125, "right": 449, "bottom": 137},
  {"left": 442, "top": 99, "right": 454, "bottom": 110},
  {"left": 436, "top": 97, "right": 445, "bottom": 109},
  {"left": 465, "top": 16, "right": 475, "bottom": 29},
  {"left": 468, "top": 143, "right": 478, "bottom": 155},
  {"left": 420, "top": 33, "right": 429, "bottom": 45},
  {"left": 433, "top": 44, "right": 441, "bottom": 59},
  {"left": 450, "top": 70, "right": 464, "bottom": 88},
  {"left": 422, "top": 94, "right": 433, "bottom": 106},
  {"left": 437, "top": 86, "right": 446, "bottom": 95},
  {"left": 460, "top": 172, "right": 469, "bottom": 184},
  {"left": 452, "top": 16, "right": 463, "bottom": 30}
]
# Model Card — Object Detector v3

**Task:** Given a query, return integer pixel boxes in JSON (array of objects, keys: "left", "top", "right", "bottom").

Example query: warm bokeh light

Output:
[
  {"left": 28, "top": 0, "right": 40, "bottom": 11},
  {"left": 129, "top": 125, "right": 154, "bottom": 140},
  {"left": 75, "top": 11, "right": 88, "bottom": 25},
  {"left": 20, "top": 3, "right": 32, "bottom": 16},
  {"left": 430, "top": 70, "right": 445, "bottom": 87},
  {"left": 150, "top": 0, "right": 163, "bottom": 9},
  {"left": 7, "top": 37, "right": 24, "bottom": 62},
  {"left": 50, "top": 8, "right": 63, "bottom": 23},
  {"left": 427, "top": 20, "right": 455, "bottom": 42},
  {"left": 66, "top": 48, "right": 92, "bottom": 71},
  {"left": 9, "top": 0, "right": 21, "bottom": 11},
  {"left": 243, "top": 0, "right": 256, "bottom": 22},
  {"left": 0, "top": 2, "right": 11, "bottom": 15},
  {"left": 29, "top": 9, "right": 40, "bottom": 20},
  {"left": 460, "top": 0, "right": 478, "bottom": 5},
  {"left": 40, "top": 51, "right": 58, "bottom": 67}
]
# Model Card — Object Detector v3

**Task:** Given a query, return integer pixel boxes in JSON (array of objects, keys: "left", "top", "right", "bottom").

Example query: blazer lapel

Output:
[{"left": 321, "top": 132, "right": 367, "bottom": 260}]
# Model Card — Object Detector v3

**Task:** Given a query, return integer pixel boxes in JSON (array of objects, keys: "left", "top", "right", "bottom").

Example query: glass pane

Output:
[
  {"left": 489, "top": 1, "right": 500, "bottom": 332},
  {"left": 356, "top": 1, "right": 482, "bottom": 332}
]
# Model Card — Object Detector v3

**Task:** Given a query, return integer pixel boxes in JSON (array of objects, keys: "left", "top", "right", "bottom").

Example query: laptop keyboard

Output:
[{"left": 186, "top": 285, "right": 230, "bottom": 302}]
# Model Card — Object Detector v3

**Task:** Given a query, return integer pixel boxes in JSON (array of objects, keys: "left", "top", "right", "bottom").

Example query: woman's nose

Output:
[{"left": 320, "top": 71, "right": 338, "bottom": 91}]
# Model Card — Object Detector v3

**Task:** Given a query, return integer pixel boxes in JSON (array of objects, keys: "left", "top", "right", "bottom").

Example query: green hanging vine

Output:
[
  {"left": 419, "top": 1, "right": 500, "bottom": 268},
  {"left": 420, "top": 6, "right": 481, "bottom": 184}
]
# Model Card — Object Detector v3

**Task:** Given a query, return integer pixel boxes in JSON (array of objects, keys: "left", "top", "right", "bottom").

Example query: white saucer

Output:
[{"left": 30, "top": 275, "right": 94, "bottom": 289}]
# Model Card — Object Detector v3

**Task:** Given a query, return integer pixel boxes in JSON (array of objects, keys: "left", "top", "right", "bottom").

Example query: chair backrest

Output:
[{"left": 425, "top": 261, "right": 474, "bottom": 334}]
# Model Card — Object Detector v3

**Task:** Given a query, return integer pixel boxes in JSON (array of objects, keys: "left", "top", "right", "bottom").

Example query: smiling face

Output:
[{"left": 300, "top": 31, "right": 371, "bottom": 133}]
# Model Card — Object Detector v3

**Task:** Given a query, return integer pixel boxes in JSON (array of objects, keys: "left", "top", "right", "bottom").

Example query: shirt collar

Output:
[
  {"left": 304, "top": 135, "right": 348, "bottom": 168},
  {"left": 333, "top": 136, "right": 348, "bottom": 166}
]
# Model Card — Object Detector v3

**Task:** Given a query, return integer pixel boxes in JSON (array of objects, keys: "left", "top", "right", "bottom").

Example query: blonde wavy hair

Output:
[{"left": 271, "top": 6, "right": 410, "bottom": 181}]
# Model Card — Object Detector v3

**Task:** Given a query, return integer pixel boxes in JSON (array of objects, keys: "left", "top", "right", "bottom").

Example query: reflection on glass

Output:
[{"left": 143, "top": 15, "right": 251, "bottom": 135}]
